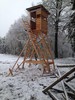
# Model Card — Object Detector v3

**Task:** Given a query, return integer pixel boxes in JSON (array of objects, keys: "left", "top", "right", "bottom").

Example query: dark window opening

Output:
[
  {"left": 30, "top": 11, "right": 36, "bottom": 30},
  {"left": 30, "top": 21, "right": 36, "bottom": 30},
  {"left": 37, "top": 14, "right": 41, "bottom": 18}
]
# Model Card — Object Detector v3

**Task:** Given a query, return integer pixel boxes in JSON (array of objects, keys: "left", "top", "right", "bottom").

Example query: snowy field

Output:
[{"left": 0, "top": 54, "right": 75, "bottom": 100}]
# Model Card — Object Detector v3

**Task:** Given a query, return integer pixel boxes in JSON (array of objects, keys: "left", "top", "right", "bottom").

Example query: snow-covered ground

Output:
[{"left": 0, "top": 54, "right": 75, "bottom": 100}]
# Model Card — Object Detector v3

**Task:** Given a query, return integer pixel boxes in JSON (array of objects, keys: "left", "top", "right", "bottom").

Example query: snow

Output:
[{"left": 0, "top": 54, "right": 75, "bottom": 100}]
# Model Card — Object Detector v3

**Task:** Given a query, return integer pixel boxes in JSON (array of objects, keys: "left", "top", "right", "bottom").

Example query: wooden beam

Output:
[
  {"left": 66, "top": 74, "right": 75, "bottom": 82},
  {"left": 12, "top": 39, "right": 29, "bottom": 70},
  {"left": 47, "top": 90, "right": 60, "bottom": 100},
  {"left": 57, "top": 64, "right": 75, "bottom": 67},
  {"left": 22, "top": 42, "right": 32, "bottom": 68},
  {"left": 8, "top": 68, "right": 13, "bottom": 76},
  {"left": 52, "top": 88, "right": 75, "bottom": 98},
  {"left": 56, "top": 66, "right": 69, "bottom": 100},
  {"left": 25, "top": 60, "right": 54, "bottom": 64},
  {"left": 42, "top": 67, "right": 75, "bottom": 93},
  {"left": 64, "top": 81, "right": 75, "bottom": 94}
]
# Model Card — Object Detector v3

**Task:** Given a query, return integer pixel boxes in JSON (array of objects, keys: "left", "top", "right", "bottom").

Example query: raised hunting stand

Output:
[
  {"left": 8, "top": 5, "right": 55, "bottom": 76},
  {"left": 27, "top": 4, "right": 49, "bottom": 34}
]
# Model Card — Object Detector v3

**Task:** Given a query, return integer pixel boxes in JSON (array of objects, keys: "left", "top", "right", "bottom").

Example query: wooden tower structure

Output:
[
  {"left": 27, "top": 4, "right": 49, "bottom": 34},
  {"left": 8, "top": 5, "right": 55, "bottom": 76}
]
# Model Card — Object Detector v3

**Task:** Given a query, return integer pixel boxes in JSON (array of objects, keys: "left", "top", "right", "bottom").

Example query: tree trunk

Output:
[
  {"left": 55, "top": 0, "right": 59, "bottom": 58},
  {"left": 55, "top": 0, "right": 62, "bottom": 58},
  {"left": 55, "top": 20, "right": 58, "bottom": 58}
]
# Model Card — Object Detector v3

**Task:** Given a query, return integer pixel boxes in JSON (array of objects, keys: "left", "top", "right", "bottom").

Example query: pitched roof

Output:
[{"left": 26, "top": 4, "right": 50, "bottom": 14}]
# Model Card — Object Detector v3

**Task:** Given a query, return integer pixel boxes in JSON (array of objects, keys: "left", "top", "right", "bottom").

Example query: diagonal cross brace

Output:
[{"left": 42, "top": 67, "right": 75, "bottom": 93}]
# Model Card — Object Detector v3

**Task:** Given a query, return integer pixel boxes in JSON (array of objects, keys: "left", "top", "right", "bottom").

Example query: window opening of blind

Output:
[
  {"left": 30, "top": 11, "right": 36, "bottom": 30},
  {"left": 37, "top": 14, "right": 41, "bottom": 18}
]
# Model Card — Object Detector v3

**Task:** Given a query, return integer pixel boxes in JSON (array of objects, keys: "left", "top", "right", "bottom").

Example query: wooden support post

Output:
[
  {"left": 22, "top": 42, "right": 31, "bottom": 68},
  {"left": 28, "top": 32, "right": 40, "bottom": 59},
  {"left": 34, "top": 40, "right": 50, "bottom": 73},
  {"left": 12, "top": 39, "right": 29, "bottom": 70},
  {"left": 8, "top": 68, "right": 13, "bottom": 76},
  {"left": 56, "top": 66, "right": 69, "bottom": 100},
  {"left": 28, "top": 49, "right": 35, "bottom": 67},
  {"left": 40, "top": 34, "right": 55, "bottom": 69}
]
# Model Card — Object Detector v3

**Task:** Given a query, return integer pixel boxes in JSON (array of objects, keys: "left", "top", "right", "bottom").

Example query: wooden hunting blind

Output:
[
  {"left": 26, "top": 4, "right": 50, "bottom": 35},
  {"left": 8, "top": 5, "right": 55, "bottom": 76}
]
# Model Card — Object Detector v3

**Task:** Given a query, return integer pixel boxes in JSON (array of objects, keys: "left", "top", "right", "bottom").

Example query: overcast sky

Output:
[{"left": 0, "top": 0, "right": 42, "bottom": 37}]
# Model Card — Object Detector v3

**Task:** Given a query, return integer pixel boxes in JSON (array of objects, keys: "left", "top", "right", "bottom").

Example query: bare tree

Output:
[
  {"left": 42, "top": 0, "right": 72, "bottom": 58},
  {"left": 67, "top": 0, "right": 75, "bottom": 56},
  {"left": 5, "top": 16, "right": 28, "bottom": 55}
]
